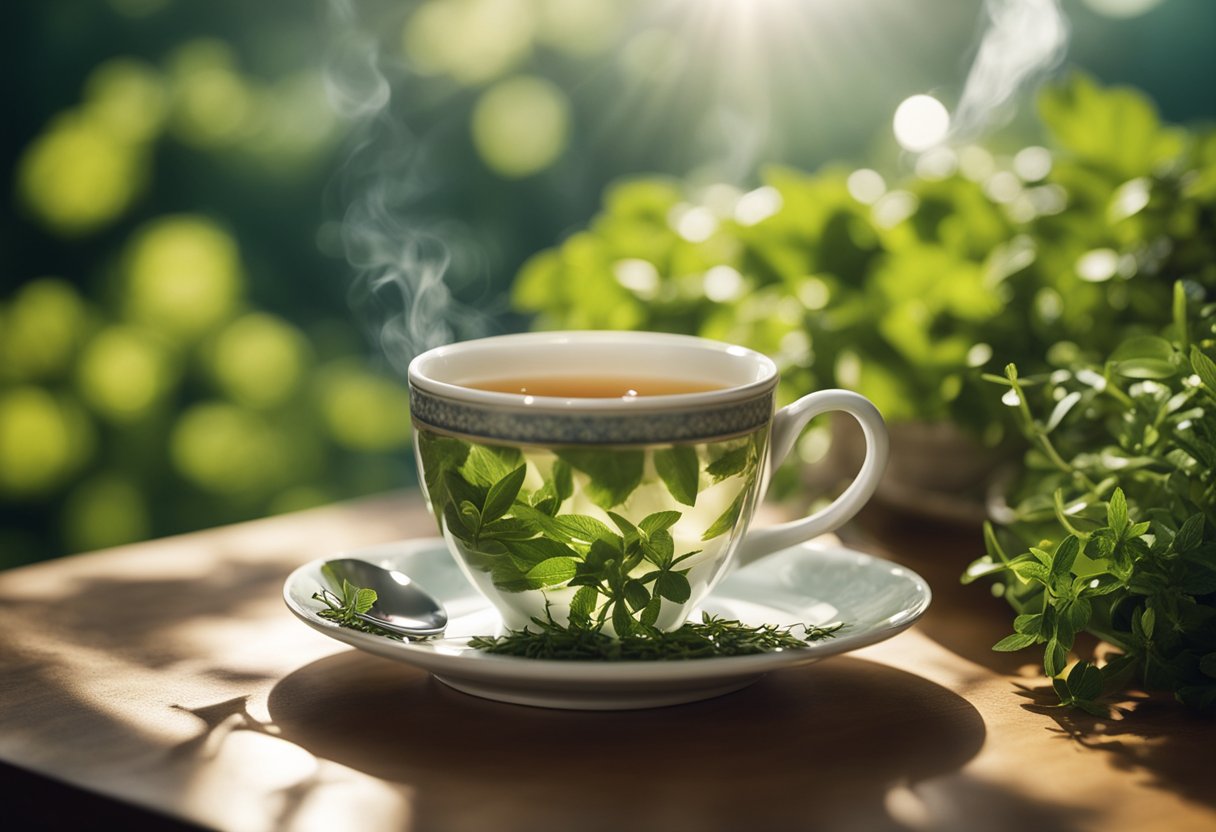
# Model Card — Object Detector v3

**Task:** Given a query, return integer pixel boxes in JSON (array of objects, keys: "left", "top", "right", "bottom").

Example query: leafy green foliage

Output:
[
  {"left": 968, "top": 292, "right": 1216, "bottom": 714},
  {"left": 469, "top": 611, "right": 843, "bottom": 661},
  {"left": 421, "top": 430, "right": 764, "bottom": 634},
  {"left": 512, "top": 75, "right": 1216, "bottom": 443}
]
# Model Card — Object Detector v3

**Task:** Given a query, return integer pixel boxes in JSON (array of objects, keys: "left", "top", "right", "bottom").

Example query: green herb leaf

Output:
[
  {"left": 570, "top": 585, "right": 598, "bottom": 626},
  {"left": 623, "top": 580, "right": 650, "bottom": 612},
  {"left": 639, "top": 510, "right": 682, "bottom": 537},
  {"left": 352, "top": 586, "right": 378, "bottom": 616},
  {"left": 1107, "top": 488, "right": 1128, "bottom": 536},
  {"left": 706, "top": 446, "right": 750, "bottom": 482},
  {"left": 525, "top": 557, "right": 579, "bottom": 587},
  {"left": 993, "top": 633, "right": 1038, "bottom": 652},
  {"left": 1190, "top": 346, "right": 1216, "bottom": 396},
  {"left": 1044, "top": 638, "right": 1068, "bottom": 677},
  {"left": 482, "top": 464, "right": 528, "bottom": 523},
  {"left": 1050, "top": 535, "right": 1080, "bottom": 579},
  {"left": 655, "top": 570, "right": 692, "bottom": 604},
  {"left": 462, "top": 443, "right": 523, "bottom": 488},
  {"left": 702, "top": 492, "right": 745, "bottom": 541},
  {"left": 654, "top": 445, "right": 700, "bottom": 506},
  {"left": 556, "top": 448, "right": 644, "bottom": 509}
]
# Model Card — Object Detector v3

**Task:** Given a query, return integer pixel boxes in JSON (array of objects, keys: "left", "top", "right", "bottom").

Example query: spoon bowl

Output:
[{"left": 321, "top": 558, "right": 448, "bottom": 637}]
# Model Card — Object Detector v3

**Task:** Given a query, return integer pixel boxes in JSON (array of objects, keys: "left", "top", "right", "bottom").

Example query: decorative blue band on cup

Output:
[
  {"left": 407, "top": 331, "right": 780, "bottom": 445},
  {"left": 409, "top": 383, "right": 775, "bottom": 444}
]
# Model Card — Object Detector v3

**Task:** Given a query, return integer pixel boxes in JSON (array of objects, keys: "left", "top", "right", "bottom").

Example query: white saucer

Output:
[{"left": 283, "top": 538, "right": 931, "bottom": 710}]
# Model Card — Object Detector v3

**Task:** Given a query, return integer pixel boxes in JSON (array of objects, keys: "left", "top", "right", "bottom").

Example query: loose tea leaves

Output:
[{"left": 468, "top": 612, "right": 844, "bottom": 661}]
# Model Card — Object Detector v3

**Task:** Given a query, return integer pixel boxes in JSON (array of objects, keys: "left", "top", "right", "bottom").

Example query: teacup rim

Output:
[{"left": 407, "top": 330, "right": 779, "bottom": 413}]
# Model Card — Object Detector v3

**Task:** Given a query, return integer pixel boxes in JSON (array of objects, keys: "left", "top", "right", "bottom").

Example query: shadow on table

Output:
[
  {"left": 1015, "top": 682, "right": 1216, "bottom": 811},
  {"left": 268, "top": 651, "right": 995, "bottom": 831},
  {"left": 849, "top": 504, "right": 1033, "bottom": 677}
]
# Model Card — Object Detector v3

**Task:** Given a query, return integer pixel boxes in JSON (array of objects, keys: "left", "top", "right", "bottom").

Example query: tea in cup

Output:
[{"left": 408, "top": 331, "right": 888, "bottom": 635}]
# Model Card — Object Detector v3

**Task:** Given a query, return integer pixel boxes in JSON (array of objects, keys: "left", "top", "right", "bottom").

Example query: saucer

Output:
[{"left": 283, "top": 538, "right": 931, "bottom": 710}]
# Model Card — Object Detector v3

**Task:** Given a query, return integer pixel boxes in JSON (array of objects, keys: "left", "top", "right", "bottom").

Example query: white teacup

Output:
[{"left": 408, "top": 331, "right": 888, "bottom": 635}]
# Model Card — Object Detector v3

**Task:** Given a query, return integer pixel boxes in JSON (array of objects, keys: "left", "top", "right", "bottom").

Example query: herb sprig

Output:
[
  {"left": 968, "top": 286, "right": 1216, "bottom": 714},
  {"left": 312, "top": 578, "right": 405, "bottom": 641},
  {"left": 416, "top": 427, "right": 765, "bottom": 634},
  {"left": 468, "top": 611, "right": 843, "bottom": 661}
]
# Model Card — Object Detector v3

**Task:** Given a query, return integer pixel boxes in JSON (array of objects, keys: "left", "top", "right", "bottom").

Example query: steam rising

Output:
[
  {"left": 325, "top": 0, "right": 494, "bottom": 375},
  {"left": 952, "top": 0, "right": 1069, "bottom": 139}
]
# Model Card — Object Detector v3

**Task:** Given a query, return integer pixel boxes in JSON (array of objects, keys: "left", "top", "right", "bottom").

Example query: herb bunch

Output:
[
  {"left": 417, "top": 427, "right": 763, "bottom": 635},
  {"left": 312, "top": 578, "right": 404, "bottom": 641},
  {"left": 968, "top": 287, "right": 1216, "bottom": 713},
  {"left": 469, "top": 611, "right": 843, "bottom": 661}
]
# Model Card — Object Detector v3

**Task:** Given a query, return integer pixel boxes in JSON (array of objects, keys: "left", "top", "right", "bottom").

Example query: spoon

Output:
[{"left": 320, "top": 558, "right": 448, "bottom": 638}]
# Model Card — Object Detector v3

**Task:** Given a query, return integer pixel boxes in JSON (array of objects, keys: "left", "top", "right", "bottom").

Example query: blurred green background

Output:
[{"left": 2, "top": 0, "right": 1213, "bottom": 566}]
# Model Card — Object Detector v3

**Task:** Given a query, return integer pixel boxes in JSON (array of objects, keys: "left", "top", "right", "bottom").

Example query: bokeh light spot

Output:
[
  {"left": 535, "top": 0, "right": 621, "bottom": 56},
  {"left": 471, "top": 76, "right": 570, "bottom": 178},
  {"left": 847, "top": 169, "right": 887, "bottom": 205},
  {"left": 77, "top": 326, "right": 172, "bottom": 423},
  {"left": 84, "top": 57, "right": 168, "bottom": 144},
  {"left": 209, "top": 313, "right": 309, "bottom": 408},
  {"left": 315, "top": 362, "right": 412, "bottom": 452},
  {"left": 0, "top": 388, "right": 93, "bottom": 498},
  {"left": 893, "top": 94, "right": 951, "bottom": 152},
  {"left": 170, "top": 402, "right": 290, "bottom": 497},
  {"left": 406, "top": 0, "right": 534, "bottom": 85},
  {"left": 17, "top": 113, "right": 144, "bottom": 236},
  {"left": 123, "top": 215, "right": 244, "bottom": 340},
  {"left": 0, "top": 278, "right": 89, "bottom": 381},
  {"left": 167, "top": 40, "right": 256, "bottom": 148}
]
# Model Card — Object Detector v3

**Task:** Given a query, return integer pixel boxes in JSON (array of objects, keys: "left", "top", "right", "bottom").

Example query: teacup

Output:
[{"left": 407, "top": 331, "right": 888, "bottom": 635}]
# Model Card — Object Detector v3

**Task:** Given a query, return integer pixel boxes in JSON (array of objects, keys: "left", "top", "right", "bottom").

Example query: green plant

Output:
[
  {"left": 967, "top": 287, "right": 1216, "bottom": 713},
  {"left": 416, "top": 428, "right": 765, "bottom": 635},
  {"left": 513, "top": 74, "right": 1216, "bottom": 446}
]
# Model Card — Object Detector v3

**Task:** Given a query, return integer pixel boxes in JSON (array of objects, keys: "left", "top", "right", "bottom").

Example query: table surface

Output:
[{"left": 1, "top": 492, "right": 1212, "bottom": 832}]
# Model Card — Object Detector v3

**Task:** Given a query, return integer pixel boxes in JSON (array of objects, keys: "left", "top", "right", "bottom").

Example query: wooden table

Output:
[{"left": 1, "top": 493, "right": 1212, "bottom": 832}]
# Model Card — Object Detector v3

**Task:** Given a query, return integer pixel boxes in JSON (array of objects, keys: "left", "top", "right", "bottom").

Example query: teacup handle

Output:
[{"left": 734, "top": 390, "right": 889, "bottom": 567}]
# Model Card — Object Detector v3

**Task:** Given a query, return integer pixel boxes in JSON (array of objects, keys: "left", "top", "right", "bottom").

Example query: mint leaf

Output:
[
  {"left": 706, "top": 446, "right": 749, "bottom": 482},
  {"left": 353, "top": 587, "right": 378, "bottom": 615},
  {"left": 607, "top": 511, "right": 640, "bottom": 547},
  {"left": 503, "top": 537, "right": 580, "bottom": 566},
  {"left": 655, "top": 445, "right": 700, "bottom": 506},
  {"left": 569, "top": 585, "right": 598, "bottom": 626},
  {"left": 655, "top": 570, "right": 691, "bottom": 603},
  {"left": 1107, "top": 489, "right": 1128, "bottom": 537},
  {"left": 1174, "top": 514, "right": 1204, "bottom": 553},
  {"left": 1044, "top": 638, "right": 1068, "bottom": 677},
  {"left": 510, "top": 504, "right": 616, "bottom": 546},
  {"left": 462, "top": 443, "right": 523, "bottom": 488},
  {"left": 623, "top": 580, "right": 650, "bottom": 612},
  {"left": 1050, "top": 535, "right": 1080, "bottom": 579},
  {"left": 1190, "top": 346, "right": 1216, "bottom": 395},
  {"left": 417, "top": 432, "right": 470, "bottom": 509},
  {"left": 642, "top": 529, "right": 675, "bottom": 566},
  {"left": 556, "top": 448, "right": 644, "bottom": 509},
  {"left": 702, "top": 491, "right": 745, "bottom": 541},
  {"left": 992, "top": 633, "right": 1038, "bottom": 651},
  {"left": 482, "top": 464, "right": 528, "bottom": 522},
  {"left": 443, "top": 469, "right": 486, "bottom": 513},
  {"left": 552, "top": 459, "right": 573, "bottom": 502},
  {"left": 525, "top": 557, "right": 578, "bottom": 587},
  {"left": 639, "top": 510, "right": 681, "bottom": 537},
  {"left": 1069, "top": 661, "right": 1104, "bottom": 701}
]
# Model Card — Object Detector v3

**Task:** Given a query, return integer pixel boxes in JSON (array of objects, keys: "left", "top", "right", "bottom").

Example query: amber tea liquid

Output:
[{"left": 464, "top": 375, "right": 726, "bottom": 398}]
